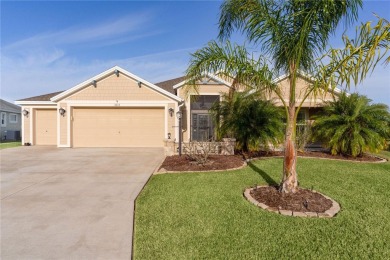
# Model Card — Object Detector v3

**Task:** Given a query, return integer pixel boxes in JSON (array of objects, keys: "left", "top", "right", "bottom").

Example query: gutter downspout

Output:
[{"left": 177, "top": 101, "right": 184, "bottom": 156}]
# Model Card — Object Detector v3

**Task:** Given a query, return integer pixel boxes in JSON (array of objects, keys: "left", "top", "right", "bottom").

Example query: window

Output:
[
  {"left": 1, "top": 112, "right": 6, "bottom": 127},
  {"left": 191, "top": 113, "right": 214, "bottom": 141},
  {"left": 9, "top": 113, "right": 18, "bottom": 123},
  {"left": 190, "top": 95, "right": 219, "bottom": 110},
  {"left": 190, "top": 95, "right": 219, "bottom": 141},
  {"left": 296, "top": 111, "right": 306, "bottom": 125}
]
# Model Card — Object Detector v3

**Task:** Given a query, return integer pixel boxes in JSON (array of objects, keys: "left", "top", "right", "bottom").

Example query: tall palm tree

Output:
[
  {"left": 210, "top": 91, "right": 284, "bottom": 152},
  {"left": 186, "top": 0, "right": 389, "bottom": 193},
  {"left": 187, "top": 0, "right": 362, "bottom": 193},
  {"left": 312, "top": 93, "right": 390, "bottom": 157}
]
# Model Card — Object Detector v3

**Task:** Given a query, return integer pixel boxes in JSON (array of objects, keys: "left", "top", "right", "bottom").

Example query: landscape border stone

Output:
[{"left": 243, "top": 185, "right": 341, "bottom": 218}]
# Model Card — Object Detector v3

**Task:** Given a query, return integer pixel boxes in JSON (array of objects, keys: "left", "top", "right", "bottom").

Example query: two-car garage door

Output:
[{"left": 72, "top": 107, "right": 165, "bottom": 147}]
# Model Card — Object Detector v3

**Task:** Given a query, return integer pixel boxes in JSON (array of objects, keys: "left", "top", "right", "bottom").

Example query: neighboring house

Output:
[
  {"left": 0, "top": 99, "right": 21, "bottom": 141},
  {"left": 15, "top": 66, "right": 340, "bottom": 150}
]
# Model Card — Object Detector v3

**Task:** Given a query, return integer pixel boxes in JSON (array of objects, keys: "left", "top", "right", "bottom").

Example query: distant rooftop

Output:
[{"left": 0, "top": 99, "right": 21, "bottom": 113}]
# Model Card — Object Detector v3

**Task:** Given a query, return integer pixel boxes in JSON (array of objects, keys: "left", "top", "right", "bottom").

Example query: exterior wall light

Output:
[
  {"left": 92, "top": 80, "right": 97, "bottom": 88},
  {"left": 22, "top": 109, "right": 29, "bottom": 117},
  {"left": 168, "top": 133, "right": 171, "bottom": 139},
  {"left": 59, "top": 108, "right": 66, "bottom": 116},
  {"left": 168, "top": 108, "right": 174, "bottom": 117},
  {"left": 138, "top": 81, "right": 142, "bottom": 88},
  {"left": 114, "top": 69, "right": 120, "bottom": 77}
]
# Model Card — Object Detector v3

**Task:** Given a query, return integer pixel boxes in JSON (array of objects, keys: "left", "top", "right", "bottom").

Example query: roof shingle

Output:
[
  {"left": 154, "top": 76, "right": 186, "bottom": 94},
  {"left": 17, "top": 91, "right": 64, "bottom": 102}
]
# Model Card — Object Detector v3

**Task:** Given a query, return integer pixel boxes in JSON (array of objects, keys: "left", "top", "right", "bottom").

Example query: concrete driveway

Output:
[{"left": 1, "top": 146, "right": 164, "bottom": 260}]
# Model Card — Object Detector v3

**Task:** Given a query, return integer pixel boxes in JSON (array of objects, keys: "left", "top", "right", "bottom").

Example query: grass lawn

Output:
[
  {"left": 0, "top": 141, "right": 21, "bottom": 150},
  {"left": 134, "top": 154, "right": 390, "bottom": 259}
]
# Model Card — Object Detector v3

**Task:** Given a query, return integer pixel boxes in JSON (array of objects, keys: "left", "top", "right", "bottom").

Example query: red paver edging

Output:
[{"left": 243, "top": 186, "right": 341, "bottom": 218}]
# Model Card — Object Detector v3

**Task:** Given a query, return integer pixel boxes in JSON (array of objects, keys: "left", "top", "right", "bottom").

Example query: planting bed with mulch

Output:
[
  {"left": 159, "top": 150, "right": 384, "bottom": 172},
  {"left": 242, "top": 150, "right": 384, "bottom": 162},
  {"left": 250, "top": 185, "right": 333, "bottom": 213},
  {"left": 159, "top": 155, "right": 245, "bottom": 172}
]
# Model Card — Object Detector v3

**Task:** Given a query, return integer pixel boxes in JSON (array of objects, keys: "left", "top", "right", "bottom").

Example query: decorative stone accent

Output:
[
  {"left": 243, "top": 185, "right": 341, "bottom": 218},
  {"left": 221, "top": 138, "right": 236, "bottom": 155},
  {"left": 164, "top": 139, "right": 236, "bottom": 156}
]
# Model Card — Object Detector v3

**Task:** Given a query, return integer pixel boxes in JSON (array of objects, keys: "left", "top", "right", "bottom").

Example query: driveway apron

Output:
[{"left": 1, "top": 146, "right": 164, "bottom": 260}]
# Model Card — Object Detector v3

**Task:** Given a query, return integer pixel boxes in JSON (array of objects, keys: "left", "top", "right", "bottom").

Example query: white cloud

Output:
[
  {"left": 1, "top": 11, "right": 183, "bottom": 102},
  {"left": 0, "top": 47, "right": 196, "bottom": 102},
  {"left": 2, "top": 12, "right": 156, "bottom": 52}
]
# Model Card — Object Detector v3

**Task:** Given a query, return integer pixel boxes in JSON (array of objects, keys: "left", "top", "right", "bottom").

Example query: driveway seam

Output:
[{"left": 1, "top": 173, "right": 60, "bottom": 200}]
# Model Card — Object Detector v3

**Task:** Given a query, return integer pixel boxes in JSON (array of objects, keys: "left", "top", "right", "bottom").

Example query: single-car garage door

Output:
[
  {"left": 34, "top": 109, "right": 57, "bottom": 145},
  {"left": 72, "top": 107, "right": 165, "bottom": 147}
]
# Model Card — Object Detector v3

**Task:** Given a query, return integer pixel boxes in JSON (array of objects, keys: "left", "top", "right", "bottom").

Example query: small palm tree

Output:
[
  {"left": 312, "top": 93, "right": 390, "bottom": 157},
  {"left": 210, "top": 92, "right": 284, "bottom": 152}
]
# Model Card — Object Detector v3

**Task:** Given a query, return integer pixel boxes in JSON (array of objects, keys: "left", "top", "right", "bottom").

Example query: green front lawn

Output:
[
  {"left": 134, "top": 156, "right": 390, "bottom": 259},
  {"left": 0, "top": 141, "right": 21, "bottom": 150}
]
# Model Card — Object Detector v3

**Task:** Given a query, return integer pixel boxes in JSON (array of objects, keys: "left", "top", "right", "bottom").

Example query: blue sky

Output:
[{"left": 1, "top": 0, "right": 389, "bottom": 105}]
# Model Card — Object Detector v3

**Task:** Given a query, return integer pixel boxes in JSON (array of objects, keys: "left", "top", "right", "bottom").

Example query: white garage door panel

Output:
[
  {"left": 34, "top": 109, "right": 57, "bottom": 145},
  {"left": 72, "top": 108, "right": 164, "bottom": 147}
]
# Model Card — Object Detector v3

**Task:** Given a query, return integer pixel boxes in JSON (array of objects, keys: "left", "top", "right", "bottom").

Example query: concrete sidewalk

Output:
[{"left": 1, "top": 146, "right": 164, "bottom": 260}]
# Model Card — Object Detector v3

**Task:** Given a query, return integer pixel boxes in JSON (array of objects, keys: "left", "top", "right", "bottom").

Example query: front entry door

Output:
[{"left": 191, "top": 113, "right": 214, "bottom": 141}]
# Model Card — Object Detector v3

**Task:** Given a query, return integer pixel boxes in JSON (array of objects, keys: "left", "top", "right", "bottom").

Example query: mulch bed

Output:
[
  {"left": 250, "top": 186, "right": 333, "bottom": 213},
  {"left": 159, "top": 150, "right": 384, "bottom": 172},
  {"left": 242, "top": 150, "right": 383, "bottom": 162},
  {"left": 159, "top": 155, "right": 245, "bottom": 172}
]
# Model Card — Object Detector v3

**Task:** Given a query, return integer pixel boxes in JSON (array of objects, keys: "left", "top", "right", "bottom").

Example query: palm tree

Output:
[
  {"left": 210, "top": 91, "right": 284, "bottom": 152},
  {"left": 312, "top": 93, "right": 390, "bottom": 157},
  {"left": 186, "top": 0, "right": 389, "bottom": 193}
]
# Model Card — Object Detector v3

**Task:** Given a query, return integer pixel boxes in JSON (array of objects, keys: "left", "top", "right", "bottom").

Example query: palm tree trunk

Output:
[
  {"left": 280, "top": 64, "right": 298, "bottom": 193},
  {"left": 280, "top": 106, "right": 298, "bottom": 193}
]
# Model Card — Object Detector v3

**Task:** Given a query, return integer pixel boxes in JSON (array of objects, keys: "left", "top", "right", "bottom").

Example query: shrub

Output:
[
  {"left": 210, "top": 91, "right": 284, "bottom": 152},
  {"left": 312, "top": 93, "right": 390, "bottom": 157}
]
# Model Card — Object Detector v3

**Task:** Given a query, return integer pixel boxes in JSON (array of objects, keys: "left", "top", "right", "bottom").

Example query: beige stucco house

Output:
[{"left": 15, "top": 66, "right": 339, "bottom": 150}]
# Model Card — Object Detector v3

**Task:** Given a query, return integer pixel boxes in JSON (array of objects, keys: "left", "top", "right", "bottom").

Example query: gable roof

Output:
[
  {"left": 0, "top": 99, "right": 21, "bottom": 113},
  {"left": 154, "top": 76, "right": 186, "bottom": 94},
  {"left": 50, "top": 66, "right": 182, "bottom": 102},
  {"left": 272, "top": 71, "right": 344, "bottom": 95},
  {"left": 172, "top": 73, "right": 233, "bottom": 89}
]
